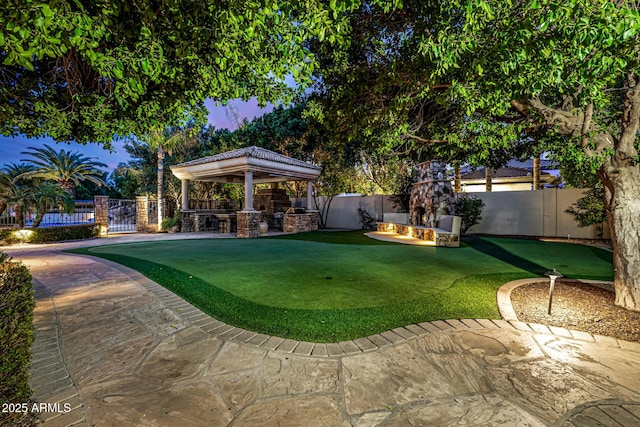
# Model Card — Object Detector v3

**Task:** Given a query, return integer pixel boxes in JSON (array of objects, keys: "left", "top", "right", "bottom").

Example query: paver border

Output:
[{"left": 29, "top": 279, "right": 88, "bottom": 427}]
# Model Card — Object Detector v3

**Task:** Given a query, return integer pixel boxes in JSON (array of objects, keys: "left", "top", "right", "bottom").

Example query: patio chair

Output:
[{"left": 357, "top": 208, "right": 377, "bottom": 230}]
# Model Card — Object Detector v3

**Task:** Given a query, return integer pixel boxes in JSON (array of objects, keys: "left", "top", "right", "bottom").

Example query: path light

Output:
[{"left": 544, "top": 269, "right": 563, "bottom": 315}]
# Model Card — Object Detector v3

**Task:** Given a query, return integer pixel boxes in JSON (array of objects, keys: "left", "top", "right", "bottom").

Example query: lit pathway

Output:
[{"left": 4, "top": 233, "right": 640, "bottom": 426}]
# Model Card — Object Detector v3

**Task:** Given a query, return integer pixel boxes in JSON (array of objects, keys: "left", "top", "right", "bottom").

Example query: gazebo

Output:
[{"left": 170, "top": 146, "right": 322, "bottom": 238}]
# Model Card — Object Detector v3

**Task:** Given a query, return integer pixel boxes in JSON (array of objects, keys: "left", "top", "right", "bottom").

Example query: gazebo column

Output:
[
  {"left": 181, "top": 179, "right": 189, "bottom": 211},
  {"left": 237, "top": 170, "right": 260, "bottom": 238},
  {"left": 244, "top": 170, "right": 254, "bottom": 211},
  {"left": 306, "top": 180, "right": 314, "bottom": 210}
]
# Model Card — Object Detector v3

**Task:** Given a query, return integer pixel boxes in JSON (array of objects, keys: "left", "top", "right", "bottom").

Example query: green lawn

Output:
[{"left": 69, "top": 231, "right": 613, "bottom": 342}]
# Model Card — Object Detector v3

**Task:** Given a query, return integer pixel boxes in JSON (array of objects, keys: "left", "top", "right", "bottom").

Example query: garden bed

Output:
[{"left": 511, "top": 281, "right": 640, "bottom": 342}]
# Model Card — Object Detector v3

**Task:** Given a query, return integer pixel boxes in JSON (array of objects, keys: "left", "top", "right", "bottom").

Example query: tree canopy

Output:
[{"left": 1, "top": 0, "right": 398, "bottom": 146}]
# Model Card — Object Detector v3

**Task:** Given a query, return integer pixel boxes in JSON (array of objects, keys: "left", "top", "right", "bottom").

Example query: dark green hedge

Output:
[
  {"left": 0, "top": 224, "right": 99, "bottom": 245},
  {"left": 0, "top": 253, "right": 34, "bottom": 424},
  {"left": 0, "top": 229, "right": 11, "bottom": 244}
]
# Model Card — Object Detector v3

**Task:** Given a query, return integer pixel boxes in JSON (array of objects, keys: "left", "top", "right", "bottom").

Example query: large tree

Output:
[
  {"left": 420, "top": 0, "right": 640, "bottom": 311},
  {"left": 311, "top": 0, "right": 640, "bottom": 311},
  {"left": 0, "top": 0, "right": 398, "bottom": 145}
]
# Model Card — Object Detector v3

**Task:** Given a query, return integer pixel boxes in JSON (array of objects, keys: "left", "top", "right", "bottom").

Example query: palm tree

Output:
[
  {"left": 30, "top": 183, "right": 75, "bottom": 228},
  {"left": 0, "top": 163, "right": 37, "bottom": 228},
  {"left": 20, "top": 144, "right": 108, "bottom": 198},
  {"left": 144, "top": 128, "right": 191, "bottom": 229}
]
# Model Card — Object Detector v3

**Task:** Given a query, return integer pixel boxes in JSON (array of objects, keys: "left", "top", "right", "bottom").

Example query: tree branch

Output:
[
  {"left": 528, "top": 97, "right": 617, "bottom": 158},
  {"left": 581, "top": 102, "right": 594, "bottom": 156},
  {"left": 619, "top": 72, "right": 640, "bottom": 161},
  {"left": 403, "top": 133, "right": 447, "bottom": 144}
]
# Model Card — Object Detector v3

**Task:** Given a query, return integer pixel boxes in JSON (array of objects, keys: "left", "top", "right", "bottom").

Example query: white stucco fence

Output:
[{"left": 300, "top": 188, "right": 608, "bottom": 239}]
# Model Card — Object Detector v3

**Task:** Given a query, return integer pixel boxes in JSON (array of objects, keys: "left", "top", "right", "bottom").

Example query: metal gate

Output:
[{"left": 109, "top": 199, "right": 137, "bottom": 232}]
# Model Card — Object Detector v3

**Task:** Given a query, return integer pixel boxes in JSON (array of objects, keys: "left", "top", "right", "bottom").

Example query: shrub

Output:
[
  {"left": 0, "top": 253, "right": 34, "bottom": 425},
  {"left": 566, "top": 187, "right": 607, "bottom": 239},
  {"left": 0, "top": 228, "right": 12, "bottom": 245},
  {"left": 453, "top": 195, "right": 485, "bottom": 234},
  {"left": 161, "top": 216, "right": 180, "bottom": 231},
  {"left": 1, "top": 224, "right": 99, "bottom": 245},
  {"left": 30, "top": 224, "right": 99, "bottom": 243}
]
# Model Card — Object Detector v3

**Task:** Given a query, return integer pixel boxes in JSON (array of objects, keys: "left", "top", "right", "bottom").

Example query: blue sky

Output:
[{"left": 0, "top": 98, "right": 274, "bottom": 173}]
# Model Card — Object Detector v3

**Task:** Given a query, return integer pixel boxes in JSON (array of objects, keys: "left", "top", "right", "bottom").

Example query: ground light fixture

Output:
[
  {"left": 12, "top": 228, "right": 33, "bottom": 244},
  {"left": 544, "top": 268, "right": 564, "bottom": 315}
]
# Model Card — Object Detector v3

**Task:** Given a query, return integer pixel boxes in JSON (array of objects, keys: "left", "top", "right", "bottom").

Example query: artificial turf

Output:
[{"left": 68, "top": 231, "right": 613, "bottom": 342}]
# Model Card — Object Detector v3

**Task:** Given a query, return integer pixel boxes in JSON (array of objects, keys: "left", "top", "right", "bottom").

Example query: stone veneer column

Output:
[
  {"left": 136, "top": 196, "right": 150, "bottom": 233},
  {"left": 236, "top": 210, "right": 261, "bottom": 238},
  {"left": 93, "top": 195, "right": 109, "bottom": 237}
]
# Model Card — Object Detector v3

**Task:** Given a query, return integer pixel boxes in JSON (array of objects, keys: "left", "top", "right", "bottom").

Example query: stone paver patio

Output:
[{"left": 4, "top": 233, "right": 640, "bottom": 426}]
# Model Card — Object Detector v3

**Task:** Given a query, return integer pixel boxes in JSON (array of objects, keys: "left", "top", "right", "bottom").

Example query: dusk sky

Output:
[{"left": 0, "top": 98, "right": 274, "bottom": 172}]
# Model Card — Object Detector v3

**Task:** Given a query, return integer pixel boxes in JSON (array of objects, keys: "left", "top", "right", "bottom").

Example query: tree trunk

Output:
[
  {"left": 527, "top": 92, "right": 640, "bottom": 312},
  {"left": 16, "top": 205, "right": 25, "bottom": 228},
  {"left": 485, "top": 168, "right": 493, "bottom": 192},
  {"left": 609, "top": 167, "right": 640, "bottom": 311},
  {"left": 453, "top": 162, "right": 461, "bottom": 192},
  {"left": 61, "top": 180, "right": 76, "bottom": 199},
  {"left": 532, "top": 155, "right": 541, "bottom": 190},
  {"left": 32, "top": 211, "right": 44, "bottom": 228},
  {"left": 157, "top": 146, "right": 164, "bottom": 230}
]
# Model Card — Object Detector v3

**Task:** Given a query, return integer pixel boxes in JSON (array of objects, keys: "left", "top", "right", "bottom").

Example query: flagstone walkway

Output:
[{"left": 4, "top": 233, "right": 640, "bottom": 426}]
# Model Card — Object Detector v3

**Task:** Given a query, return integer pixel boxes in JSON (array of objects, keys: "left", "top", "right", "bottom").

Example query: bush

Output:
[
  {"left": 0, "top": 253, "right": 34, "bottom": 424},
  {"left": 453, "top": 195, "right": 485, "bottom": 234},
  {"left": 161, "top": 216, "right": 180, "bottom": 231},
  {"left": 30, "top": 224, "right": 99, "bottom": 243},
  {"left": 0, "top": 224, "right": 99, "bottom": 245},
  {"left": 0, "top": 228, "right": 12, "bottom": 245},
  {"left": 566, "top": 187, "right": 607, "bottom": 239}
]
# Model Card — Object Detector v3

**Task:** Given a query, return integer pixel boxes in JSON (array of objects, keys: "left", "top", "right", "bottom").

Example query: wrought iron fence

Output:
[
  {"left": 0, "top": 200, "right": 95, "bottom": 228},
  {"left": 148, "top": 199, "right": 158, "bottom": 225},
  {"left": 108, "top": 199, "right": 136, "bottom": 232},
  {"left": 0, "top": 208, "right": 19, "bottom": 227}
]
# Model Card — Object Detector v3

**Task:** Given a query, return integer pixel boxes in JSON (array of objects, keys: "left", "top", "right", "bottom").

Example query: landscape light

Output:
[
  {"left": 544, "top": 269, "right": 564, "bottom": 315},
  {"left": 12, "top": 229, "right": 33, "bottom": 244}
]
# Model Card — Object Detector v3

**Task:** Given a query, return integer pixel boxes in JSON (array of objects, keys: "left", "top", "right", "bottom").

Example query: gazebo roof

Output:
[{"left": 170, "top": 146, "right": 322, "bottom": 184}]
